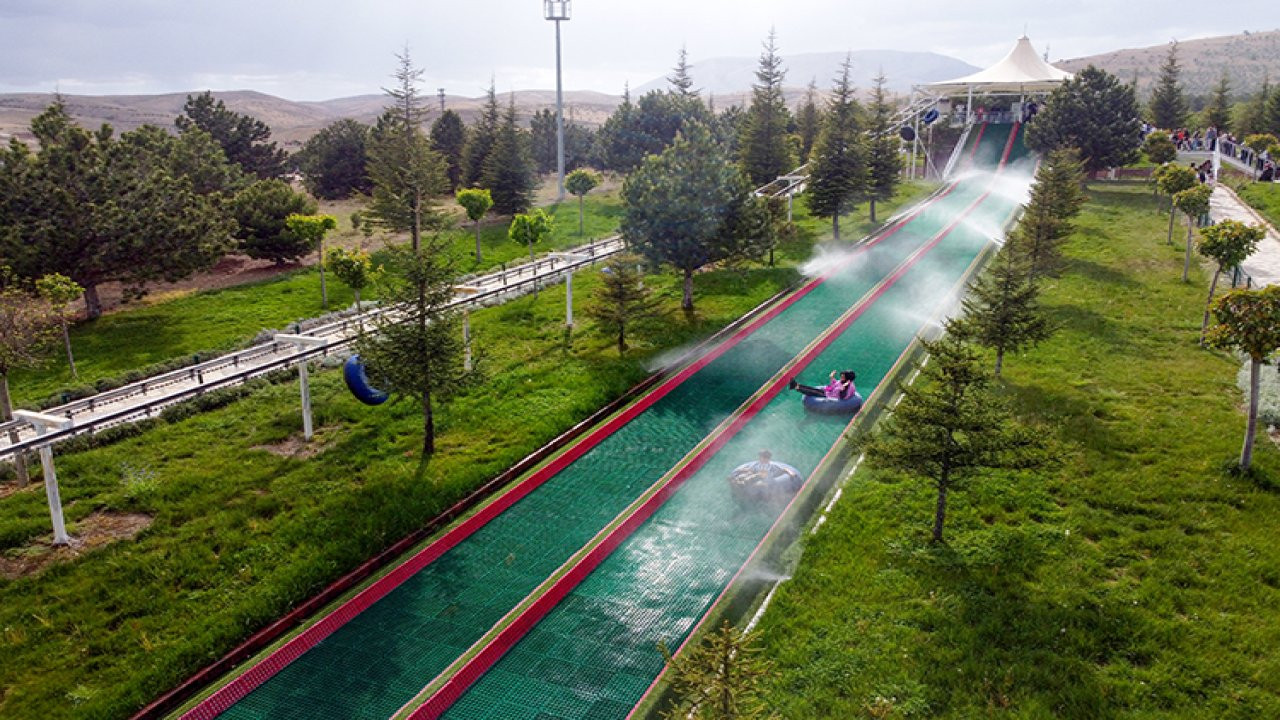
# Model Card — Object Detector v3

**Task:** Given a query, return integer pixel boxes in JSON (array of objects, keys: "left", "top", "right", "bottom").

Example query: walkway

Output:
[{"left": 1208, "top": 184, "right": 1280, "bottom": 287}]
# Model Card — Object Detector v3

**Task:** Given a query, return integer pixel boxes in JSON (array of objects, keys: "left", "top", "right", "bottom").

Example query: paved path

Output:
[{"left": 1208, "top": 184, "right": 1280, "bottom": 288}]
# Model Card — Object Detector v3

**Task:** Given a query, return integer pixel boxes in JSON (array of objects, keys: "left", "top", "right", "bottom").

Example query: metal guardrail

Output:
[{"left": 0, "top": 236, "right": 625, "bottom": 460}]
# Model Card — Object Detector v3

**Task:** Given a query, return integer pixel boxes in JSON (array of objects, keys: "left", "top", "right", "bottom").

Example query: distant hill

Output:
[
  {"left": 636, "top": 50, "right": 979, "bottom": 97},
  {"left": 1057, "top": 29, "right": 1280, "bottom": 100},
  {"left": 0, "top": 89, "right": 624, "bottom": 149}
]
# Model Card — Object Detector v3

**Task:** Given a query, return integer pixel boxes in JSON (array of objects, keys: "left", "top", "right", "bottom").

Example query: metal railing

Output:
[{"left": 0, "top": 236, "right": 625, "bottom": 460}]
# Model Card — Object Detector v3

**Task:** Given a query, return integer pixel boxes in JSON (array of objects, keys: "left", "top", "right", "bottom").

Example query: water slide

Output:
[{"left": 176, "top": 123, "right": 1030, "bottom": 720}]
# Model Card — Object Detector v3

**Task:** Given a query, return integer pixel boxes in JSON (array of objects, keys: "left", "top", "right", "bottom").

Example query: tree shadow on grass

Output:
[
  {"left": 896, "top": 529, "right": 1146, "bottom": 719},
  {"left": 1042, "top": 303, "right": 1134, "bottom": 354}
]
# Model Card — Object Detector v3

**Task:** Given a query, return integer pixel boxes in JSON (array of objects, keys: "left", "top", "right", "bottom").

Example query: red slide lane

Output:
[
  {"left": 176, "top": 174, "right": 961, "bottom": 720},
  {"left": 407, "top": 124, "right": 1022, "bottom": 720}
]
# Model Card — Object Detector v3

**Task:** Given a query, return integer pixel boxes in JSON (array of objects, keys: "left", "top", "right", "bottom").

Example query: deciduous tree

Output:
[
  {"left": 508, "top": 208, "right": 552, "bottom": 265},
  {"left": 325, "top": 247, "right": 379, "bottom": 312},
  {"left": 284, "top": 214, "right": 338, "bottom": 307},
  {"left": 1205, "top": 286, "right": 1280, "bottom": 470},
  {"left": 0, "top": 272, "right": 56, "bottom": 486},
  {"left": 1197, "top": 220, "right": 1264, "bottom": 344},
  {"left": 34, "top": 273, "right": 83, "bottom": 379},
  {"left": 1141, "top": 130, "right": 1177, "bottom": 164},
  {"left": 456, "top": 188, "right": 494, "bottom": 262},
  {"left": 1172, "top": 184, "right": 1212, "bottom": 282},
  {"left": 564, "top": 168, "right": 601, "bottom": 235},
  {"left": 1154, "top": 164, "right": 1198, "bottom": 244}
]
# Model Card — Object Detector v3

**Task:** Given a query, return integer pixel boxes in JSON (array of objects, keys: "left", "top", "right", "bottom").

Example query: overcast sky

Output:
[{"left": 0, "top": 1, "right": 1271, "bottom": 100}]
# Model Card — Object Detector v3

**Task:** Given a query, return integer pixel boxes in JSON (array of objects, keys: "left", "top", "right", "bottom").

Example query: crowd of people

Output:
[{"left": 1140, "top": 122, "right": 1277, "bottom": 182}]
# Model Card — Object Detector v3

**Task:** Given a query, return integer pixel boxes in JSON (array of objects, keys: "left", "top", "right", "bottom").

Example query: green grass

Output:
[
  {"left": 1238, "top": 181, "right": 1280, "bottom": 230},
  {"left": 0, "top": 184, "right": 934, "bottom": 719},
  {"left": 756, "top": 183, "right": 1280, "bottom": 718},
  {"left": 8, "top": 193, "right": 625, "bottom": 408}
]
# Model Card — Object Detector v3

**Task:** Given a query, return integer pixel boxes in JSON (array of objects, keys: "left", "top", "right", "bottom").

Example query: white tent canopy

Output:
[{"left": 925, "top": 36, "right": 1072, "bottom": 95}]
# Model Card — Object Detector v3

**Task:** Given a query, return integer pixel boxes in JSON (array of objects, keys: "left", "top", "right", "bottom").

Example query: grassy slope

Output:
[
  {"left": 757, "top": 183, "right": 1280, "bottom": 719},
  {"left": 0, "top": 183, "right": 931, "bottom": 719},
  {"left": 1238, "top": 182, "right": 1280, "bottom": 230},
  {"left": 9, "top": 194, "right": 624, "bottom": 407}
]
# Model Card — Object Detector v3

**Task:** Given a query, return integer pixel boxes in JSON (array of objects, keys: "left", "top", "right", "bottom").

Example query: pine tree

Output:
[
  {"left": 953, "top": 250, "right": 1051, "bottom": 376},
  {"left": 1007, "top": 149, "right": 1085, "bottom": 282},
  {"left": 175, "top": 91, "right": 287, "bottom": 179},
  {"left": 860, "top": 333, "right": 1039, "bottom": 543},
  {"left": 865, "top": 71, "right": 902, "bottom": 223},
  {"left": 806, "top": 55, "right": 867, "bottom": 241},
  {"left": 297, "top": 118, "right": 372, "bottom": 200},
  {"left": 462, "top": 82, "right": 500, "bottom": 187},
  {"left": 1203, "top": 71, "right": 1233, "bottom": 130},
  {"left": 658, "top": 620, "right": 774, "bottom": 720},
  {"left": 366, "top": 49, "right": 447, "bottom": 252},
  {"left": 355, "top": 240, "right": 469, "bottom": 457},
  {"left": 1264, "top": 85, "right": 1280, "bottom": 137},
  {"left": 429, "top": 110, "right": 468, "bottom": 190},
  {"left": 1026, "top": 66, "right": 1142, "bottom": 172},
  {"left": 795, "top": 78, "right": 821, "bottom": 162},
  {"left": 622, "top": 123, "right": 762, "bottom": 311},
  {"left": 598, "top": 83, "right": 645, "bottom": 173},
  {"left": 1235, "top": 78, "right": 1270, "bottom": 137},
  {"left": 668, "top": 46, "right": 698, "bottom": 97},
  {"left": 482, "top": 97, "right": 536, "bottom": 216},
  {"left": 586, "top": 253, "right": 659, "bottom": 353},
  {"left": 1148, "top": 42, "right": 1188, "bottom": 129},
  {"left": 739, "top": 29, "right": 794, "bottom": 186}
]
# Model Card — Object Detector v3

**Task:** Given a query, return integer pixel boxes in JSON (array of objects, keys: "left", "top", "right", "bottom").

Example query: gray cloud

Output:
[{"left": 0, "top": 0, "right": 1272, "bottom": 99}]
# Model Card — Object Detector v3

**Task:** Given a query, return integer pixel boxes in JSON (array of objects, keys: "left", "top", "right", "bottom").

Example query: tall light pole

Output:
[{"left": 544, "top": 0, "right": 570, "bottom": 200}]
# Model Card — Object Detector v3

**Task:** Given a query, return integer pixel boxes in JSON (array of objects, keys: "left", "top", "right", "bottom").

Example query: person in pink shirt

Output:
[{"left": 789, "top": 369, "right": 856, "bottom": 400}]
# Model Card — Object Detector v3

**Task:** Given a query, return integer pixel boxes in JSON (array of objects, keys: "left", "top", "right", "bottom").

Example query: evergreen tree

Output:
[
  {"left": 865, "top": 71, "right": 902, "bottom": 223},
  {"left": 795, "top": 78, "right": 821, "bottom": 162},
  {"left": 462, "top": 82, "right": 501, "bottom": 187},
  {"left": 1026, "top": 66, "right": 1142, "bottom": 172},
  {"left": 861, "top": 333, "right": 1039, "bottom": 543},
  {"left": 297, "top": 119, "right": 372, "bottom": 200},
  {"left": 622, "top": 123, "right": 763, "bottom": 311},
  {"left": 355, "top": 240, "right": 469, "bottom": 456},
  {"left": 230, "top": 179, "right": 318, "bottom": 264},
  {"left": 1197, "top": 220, "right": 1265, "bottom": 345},
  {"left": 482, "top": 98, "right": 536, "bottom": 216},
  {"left": 429, "top": 110, "right": 468, "bottom": 190},
  {"left": 365, "top": 49, "right": 447, "bottom": 252},
  {"left": 529, "top": 108, "right": 558, "bottom": 174},
  {"left": 597, "top": 83, "right": 644, "bottom": 173},
  {"left": 6, "top": 103, "right": 235, "bottom": 318},
  {"left": 1234, "top": 78, "right": 1271, "bottom": 137},
  {"left": 953, "top": 250, "right": 1051, "bottom": 376},
  {"left": 658, "top": 620, "right": 774, "bottom": 720},
  {"left": 668, "top": 46, "right": 698, "bottom": 97},
  {"left": 1205, "top": 286, "right": 1280, "bottom": 471},
  {"left": 739, "top": 29, "right": 794, "bottom": 186},
  {"left": 1204, "top": 71, "right": 1233, "bottom": 130},
  {"left": 806, "top": 55, "right": 867, "bottom": 241},
  {"left": 1265, "top": 85, "right": 1280, "bottom": 137},
  {"left": 1148, "top": 42, "right": 1188, "bottom": 129},
  {"left": 175, "top": 91, "right": 287, "bottom": 179},
  {"left": 1008, "top": 149, "right": 1086, "bottom": 282},
  {"left": 586, "top": 253, "right": 659, "bottom": 353}
]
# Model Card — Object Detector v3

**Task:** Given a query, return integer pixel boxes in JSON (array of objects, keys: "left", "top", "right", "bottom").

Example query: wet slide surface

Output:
[{"left": 192, "top": 124, "right": 1025, "bottom": 720}]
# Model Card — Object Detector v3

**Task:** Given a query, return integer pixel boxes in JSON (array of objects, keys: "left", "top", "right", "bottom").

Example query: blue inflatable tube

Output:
[
  {"left": 343, "top": 355, "right": 389, "bottom": 406},
  {"left": 802, "top": 392, "right": 864, "bottom": 415}
]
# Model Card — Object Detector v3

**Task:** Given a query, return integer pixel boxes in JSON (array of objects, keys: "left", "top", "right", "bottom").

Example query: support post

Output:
[
  {"left": 275, "top": 334, "right": 330, "bottom": 442},
  {"left": 14, "top": 411, "right": 73, "bottom": 546},
  {"left": 565, "top": 270, "right": 574, "bottom": 328},
  {"left": 463, "top": 310, "right": 473, "bottom": 372},
  {"left": 554, "top": 18, "right": 566, "bottom": 201}
]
